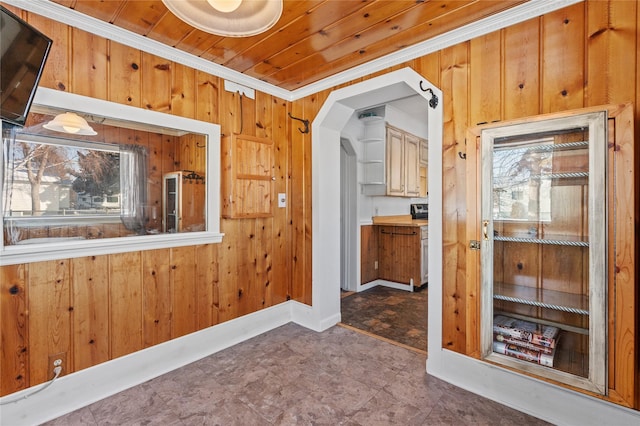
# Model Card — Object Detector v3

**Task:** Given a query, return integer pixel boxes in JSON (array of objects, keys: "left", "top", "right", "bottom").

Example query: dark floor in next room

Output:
[{"left": 341, "top": 285, "right": 427, "bottom": 352}]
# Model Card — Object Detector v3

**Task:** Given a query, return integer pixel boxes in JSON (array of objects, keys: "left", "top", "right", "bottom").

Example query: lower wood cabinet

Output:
[{"left": 377, "top": 226, "right": 421, "bottom": 287}]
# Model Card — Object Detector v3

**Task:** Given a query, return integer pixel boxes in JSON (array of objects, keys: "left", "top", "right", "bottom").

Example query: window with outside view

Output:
[{"left": 2, "top": 107, "right": 207, "bottom": 246}]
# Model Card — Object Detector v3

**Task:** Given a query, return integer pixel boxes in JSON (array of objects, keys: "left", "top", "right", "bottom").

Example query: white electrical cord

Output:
[{"left": 0, "top": 366, "right": 63, "bottom": 405}]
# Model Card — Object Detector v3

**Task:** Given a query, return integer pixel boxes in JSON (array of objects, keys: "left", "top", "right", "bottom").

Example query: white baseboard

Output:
[
  {"left": 360, "top": 279, "right": 414, "bottom": 292},
  {"left": 357, "top": 280, "right": 379, "bottom": 292},
  {"left": 290, "top": 300, "right": 341, "bottom": 332},
  {"left": 0, "top": 302, "right": 297, "bottom": 426},
  {"left": 427, "top": 348, "right": 640, "bottom": 426},
  {"left": 5, "top": 297, "right": 638, "bottom": 426}
]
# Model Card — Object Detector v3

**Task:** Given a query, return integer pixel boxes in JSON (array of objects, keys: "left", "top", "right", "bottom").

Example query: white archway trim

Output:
[{"left": 306, "top": 67, "right": 443, "bottom": 332}]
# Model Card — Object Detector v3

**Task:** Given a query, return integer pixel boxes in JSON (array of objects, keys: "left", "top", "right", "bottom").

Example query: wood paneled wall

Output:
[
  {"left": 1, "top": 0, "right": 638, "bottom": 411},
  {"left": 0, "top": 4, "right": 310, "bottom": 396},
  {"left": 295, "top": 0, "right": 639, "bottom": 407}
]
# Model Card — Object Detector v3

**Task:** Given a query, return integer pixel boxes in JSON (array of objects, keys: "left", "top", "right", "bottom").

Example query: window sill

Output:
[
  {"left": 0, "top": 231, "right": 225, "bottom": 266},
  {"left": 5, "top": 215, "right": 122, "bottom": 227}
]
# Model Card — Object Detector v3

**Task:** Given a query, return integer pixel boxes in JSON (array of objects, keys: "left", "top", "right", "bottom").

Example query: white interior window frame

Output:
[{"left": 0, "top": 87, "right": 223, "bottom": 265}]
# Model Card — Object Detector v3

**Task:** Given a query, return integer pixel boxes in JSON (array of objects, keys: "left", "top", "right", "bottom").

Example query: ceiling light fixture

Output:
[
  {"left": 207, "top": 0, "right": 242, "bottom": 13},
  {"left": 43, "top": 112, "right": 97, "bottom": 135},
  {"left": 162, "top": 0, "right": 283, "bottom": 38}
]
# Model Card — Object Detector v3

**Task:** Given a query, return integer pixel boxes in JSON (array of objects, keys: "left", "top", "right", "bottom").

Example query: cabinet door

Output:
[
  {"left": 378, "top": 226, "right": 420, "bottom": 285},
  {"left": 378, "top": 226, "right": 395, "bottom": 280},
  {"left": 404, "top": 133, "right": 421, "bottom": 197},
  {"left": 421, "top": 226, "right": 428, "bottom": 284},
  {"left": 360, "top": 225, "right": 380, "bottom": 284},
  {"left": 467, "top": 104, "right": 636, "bottom": 405},
  {"left": 386, "top": 127, "right": 405, "bottom": 196},
  {"left": 467, "top": 108, "right": 635, "bottom": 398},
  {"left": 479, "top": 109, "right": 609, "bottom": 394},
  {"left": 420, "top": 138, "right": 428, "bottom": 197},
  {"left": 419, "top": 138, "right": 428, "bottom": 165},
  {"left": 390, "top": 227, "right": 419, "bottom": 285},
  {"left": 222, "top": 134, "right": 275, "bottom": 218},
  {"left": 419, "top": 166, "right": 428, "bottom": 197}
]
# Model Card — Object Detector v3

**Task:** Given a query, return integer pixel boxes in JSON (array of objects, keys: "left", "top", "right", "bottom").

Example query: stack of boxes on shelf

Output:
[{"left": 493, "top": 315, "right": 560, "bottom": 367}]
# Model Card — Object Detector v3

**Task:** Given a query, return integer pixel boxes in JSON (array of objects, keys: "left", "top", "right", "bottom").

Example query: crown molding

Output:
[
  {"left": 290, "top": 0, "right": 584, "bottom": 100},
  {"left": 5, "top": 0, "right": 583, "bottom": 102},
  {"left": 4, "top": 0, "right": 292, "bottom": 100}
]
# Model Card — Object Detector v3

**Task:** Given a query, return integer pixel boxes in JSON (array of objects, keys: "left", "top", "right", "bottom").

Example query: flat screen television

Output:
[{"left": 1, "top": 5, "right": 52, "bottom": 127}]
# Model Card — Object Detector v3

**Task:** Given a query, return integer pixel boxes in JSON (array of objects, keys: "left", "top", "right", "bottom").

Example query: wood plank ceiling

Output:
[{"left": 49, "top": 0, "right": 527, "bottom": 90}]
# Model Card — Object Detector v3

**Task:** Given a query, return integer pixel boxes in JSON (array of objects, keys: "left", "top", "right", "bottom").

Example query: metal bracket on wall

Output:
[
  {"left": 288, "top": 112, "right": 309, "bottom": 134},
  {"left": 458, "top": 138, "right": 467, "bottom": 160},
  {"left": 419, "top": 80, "right": 439, "bottom": 109}
]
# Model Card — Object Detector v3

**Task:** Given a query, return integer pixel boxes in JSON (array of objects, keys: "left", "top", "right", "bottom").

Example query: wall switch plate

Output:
[{"left": 278, "top": 193, "right": 286, "bottom": 208}]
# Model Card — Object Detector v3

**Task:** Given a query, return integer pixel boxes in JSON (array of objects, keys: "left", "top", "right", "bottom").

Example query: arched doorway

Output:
[{"left": 306, "top": 68, "right": 444, "bottom": 360}]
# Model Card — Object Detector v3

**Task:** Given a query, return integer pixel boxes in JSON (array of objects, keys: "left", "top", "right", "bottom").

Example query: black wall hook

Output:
[
  {"left": 288, "top": 112, "right": 309, "bottom": 134},
  {"left": 458, "top": 138, "right": 467, "bottom": 160},
  {"left": 419, "top": 81, "right": 439, "bottom": 109}
]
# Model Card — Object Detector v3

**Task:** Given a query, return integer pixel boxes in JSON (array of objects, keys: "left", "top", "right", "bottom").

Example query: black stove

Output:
[{"left": 410, "top": 203, "right": 428, "bottom": 220}]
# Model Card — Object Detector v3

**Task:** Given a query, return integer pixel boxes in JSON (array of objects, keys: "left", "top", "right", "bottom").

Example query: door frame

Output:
[
  {"left": 340, "top": 136, "right": 358, "bottom": 292},
  {"left": 303, "top": 67, "right": 443, "bottom": 336}
]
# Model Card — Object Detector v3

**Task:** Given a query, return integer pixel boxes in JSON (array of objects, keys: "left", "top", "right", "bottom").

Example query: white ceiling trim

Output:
[{"left": 6, "top": 0, "right": 582, "bottom": 102}]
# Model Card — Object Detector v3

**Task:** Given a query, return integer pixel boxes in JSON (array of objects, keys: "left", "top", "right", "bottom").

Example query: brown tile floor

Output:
[
  {"left": 341, "top": 285, "right": 427, "bottom": 352},
  {"left": 44, "top": 323, "right": 549, "bottom": 425}
]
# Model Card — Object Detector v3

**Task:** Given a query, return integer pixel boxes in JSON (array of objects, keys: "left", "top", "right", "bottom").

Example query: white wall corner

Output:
[{"left": 289, "top": 300, "right": 341, "bottom": 332}]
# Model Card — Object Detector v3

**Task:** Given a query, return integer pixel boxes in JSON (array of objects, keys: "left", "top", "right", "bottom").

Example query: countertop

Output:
[{"left": 371, "top": 215, "right": 428, "bottom": 227}]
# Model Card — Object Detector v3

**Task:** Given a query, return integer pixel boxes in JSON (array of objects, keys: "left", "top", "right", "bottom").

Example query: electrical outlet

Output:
[
  {"left": 48, "top": 352, "right": 66, "bottom": 378},
  {"left": 374, "top": 260, "right": 378, "bottom": 270}
]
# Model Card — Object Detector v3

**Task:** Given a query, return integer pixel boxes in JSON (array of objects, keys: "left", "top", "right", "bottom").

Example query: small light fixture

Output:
[
  {"left": 207, "top": 0, "right": 242, "bottom": 13},
  {"left": 43, "top": 112, "right": 97, "bottom": 135},
  {"left": 162, "top": 0, "right": 283, "bottom": 37}
]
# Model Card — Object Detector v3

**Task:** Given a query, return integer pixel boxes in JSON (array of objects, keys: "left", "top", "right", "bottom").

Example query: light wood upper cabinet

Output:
[
  {"left": 419, "top": 138, "right": 428, "bottom": 166},
  {"left": 403, "top": 133, "right": 421, "bottom": 197},
  {"left": 419, "top": 138, "right": 428, "bottom": 197},
  {"left": 386, "top": 124, "right": 421, "bottom": 197},
  {"left": 419, "top": 166, "right": 428, "bottom": 197},
  {"left": 386, "top": 126, "right": 404, "bottom": 196},
  {"left": 221, "top": 134, "right": 275, "bottom": 218}
]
